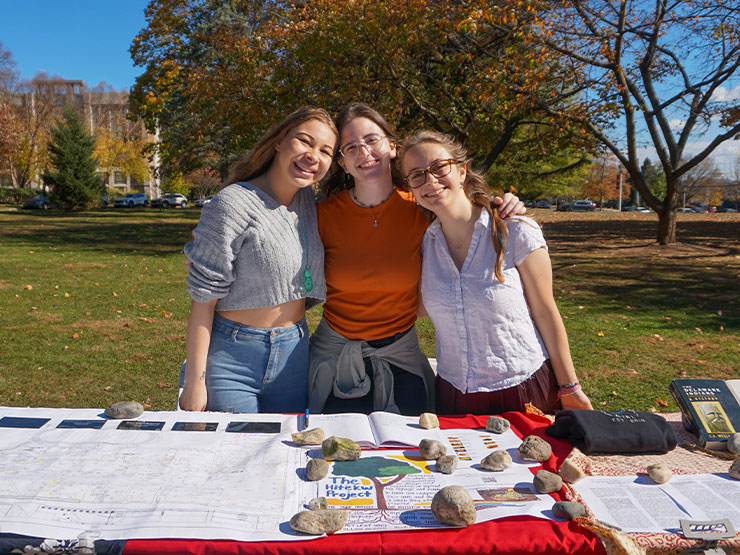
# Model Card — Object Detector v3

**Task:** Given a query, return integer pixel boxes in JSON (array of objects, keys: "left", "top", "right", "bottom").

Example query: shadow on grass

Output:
[
  {"left": 2, "top": 209, "right": 201, "bottom": 256},
  {"left": 543, "top": 218, "right": 740, "bottom": 253},
  {"left": 544, "top": 218, "right": 740, "bottom": 333}
]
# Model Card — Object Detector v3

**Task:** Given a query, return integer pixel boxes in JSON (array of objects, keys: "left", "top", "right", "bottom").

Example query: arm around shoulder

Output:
[{"left": 517, "top": 248, "right": 593, "bottom": 410}]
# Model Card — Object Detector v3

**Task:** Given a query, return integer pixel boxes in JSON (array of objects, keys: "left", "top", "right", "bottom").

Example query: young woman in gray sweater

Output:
[{"left": 179, "top": 107, "right": 337, "bottom": 413}]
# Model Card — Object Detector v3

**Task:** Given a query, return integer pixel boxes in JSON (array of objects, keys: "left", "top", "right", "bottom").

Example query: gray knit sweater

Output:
[{"left": 185, "top": 182, "right": 325, "bottom": 310}]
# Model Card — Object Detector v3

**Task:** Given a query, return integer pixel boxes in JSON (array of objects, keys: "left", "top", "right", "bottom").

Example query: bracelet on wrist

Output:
[
  {"left": 558, "top": 381, "right": 579, "bottom": 390},
  {"left": 557, "top": 383, "right": 582, "bottom": 399}
]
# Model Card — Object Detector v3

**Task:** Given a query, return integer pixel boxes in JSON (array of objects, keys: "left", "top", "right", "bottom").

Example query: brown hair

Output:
[
  {"left": 400, "top": 130, "right": 509, "bottom": 282},
  {"left": 227, "top": 106, "right": 337, "bottom": 185},
  {"left": 322, "top": 103, "right": 404, "bottom": 198}
]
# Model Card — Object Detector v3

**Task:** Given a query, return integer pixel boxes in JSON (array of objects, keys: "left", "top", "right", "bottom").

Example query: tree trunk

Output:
[{"left": 656, "top": 208, "right": 677, "bottom": 245}]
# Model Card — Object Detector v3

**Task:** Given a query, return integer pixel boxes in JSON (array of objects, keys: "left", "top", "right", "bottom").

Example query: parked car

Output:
[
  {"left": 22, "top": 194, "right": 51, "bottom": 210},
  {"left": 556, "top": 201, "right": 571, "bottom": 211},
  {"left": 677, "top": 207, "right": 698, "bottom": 212},
  {"left": 718, "top": 200, "right": 739, "bottom": 213},
  {"left": 152, "top": 193, "right": 188, "bottom": 209},
  {"left": 524, "top": 200, "right": 534, "bottom": 208},
  {"left": 535, "top": 200, "right": 551, "bottom": 209},
  {"left": 566, "top": 200, "right": 596, "bottom": 212},
  {"left": 707, "top": 206, "right": 718, "bottom": 213},
  {"left": 195, "top": 195, "right": 214, "bottom": 208},
  {"left": 113, "top": 193, "right": 149, "bottom": 208},
  {"left": 100, "top": 193, "right": 110, "bottom": 207}
]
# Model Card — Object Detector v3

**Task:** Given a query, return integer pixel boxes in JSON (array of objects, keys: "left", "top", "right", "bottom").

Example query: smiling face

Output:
[
  {"left": 401, "top": 142, "right": 467, "bottom": 214},
  {"left": 273, "top": 119, "right": 337, "bottom": 190},
  {"left": 337, "top": 117, "right": 397, "bottom": 187}
]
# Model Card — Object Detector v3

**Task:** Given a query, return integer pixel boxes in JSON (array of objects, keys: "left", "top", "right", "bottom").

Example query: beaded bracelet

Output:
[{"left": 557, "top": 383, "right": 582, "bottom": 399}]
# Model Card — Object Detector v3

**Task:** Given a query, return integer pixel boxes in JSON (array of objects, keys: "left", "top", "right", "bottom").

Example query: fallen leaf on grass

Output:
[
  {"left": 64, "top": 292, "right": 69, "bottom": 297},
  {"left": 611, "top": 391, "right": 618, "bottom": 396},
  {"left": 72, "top": 333, "right": 79, "bottom": 339},
  {"left": 653, "top": 334, "right": 663, "bottom": 341},
  {"left": 112, "top": 291, "right": 117, "bottom": 297},
  {"left": 24, "top": 284, "right": 32, "bottom": 290},
  {"left": 158, "top": 382, "right": 173, "bottom": 389},
  {"left": 695, "top": 327, "right": 703, "bottom": 334},
  {"left": 597, "top": 331, "right": 604, "bottom": 337},
  {"left": 648, "top": 407, "right": 657, "bottom": 413},
  {"left": 656, "top": 398, "right": 668, "bottom": 407},
  {"left": 104, "top": 386, "right": 112, "bottom": 391},
  {"left": 599, "top": 401, "right": 607, "bottom": 406}
]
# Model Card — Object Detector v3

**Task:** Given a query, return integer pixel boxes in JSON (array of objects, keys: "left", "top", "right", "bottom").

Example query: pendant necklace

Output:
[
  {"left": 350, "top": 187, "right": 394, "bottom": 227},
  {"left": 264, "top": 177, "right": 313, "bottom": 292}
]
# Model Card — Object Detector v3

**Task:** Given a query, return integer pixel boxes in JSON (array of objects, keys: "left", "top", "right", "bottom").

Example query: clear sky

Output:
[{"left": 0, "top": 0, "right": 149, "bottom": 90}]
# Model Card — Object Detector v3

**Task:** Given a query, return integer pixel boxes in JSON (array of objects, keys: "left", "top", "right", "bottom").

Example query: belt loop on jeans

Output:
[{"left": 230, "top": 323, "right": 241, "bottom": 341}]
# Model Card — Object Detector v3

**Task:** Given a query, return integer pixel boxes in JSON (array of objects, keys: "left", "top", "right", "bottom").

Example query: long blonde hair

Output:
[
  {"left": 227, "top": 107, "right": 337, "bottom": 185},
  {"left": 400, "top": 130, "right": 509, "bottom": 282}
]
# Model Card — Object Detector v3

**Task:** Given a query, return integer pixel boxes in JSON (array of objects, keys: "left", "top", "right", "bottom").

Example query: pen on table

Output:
[{"left": 304, "top": 409, "right": 310, "bottom": 430}]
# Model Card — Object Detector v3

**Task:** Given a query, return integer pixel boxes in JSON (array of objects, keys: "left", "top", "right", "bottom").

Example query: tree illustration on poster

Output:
[{"left": 331, "top": 457, "right": 421, "bottom": 511}]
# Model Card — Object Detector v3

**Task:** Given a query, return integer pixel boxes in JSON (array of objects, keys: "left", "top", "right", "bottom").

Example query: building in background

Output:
[{"left": 2, "top": 79, "right": 159, "bottom": 198}]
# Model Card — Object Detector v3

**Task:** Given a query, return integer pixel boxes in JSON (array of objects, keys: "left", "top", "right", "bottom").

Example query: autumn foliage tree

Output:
[
  {"left": 582, "top": 154, "right": 628, "bottom": 208},
  {"left": 93, "top": 109, "right": 152, "bottom": 186},
  {"left": 130, "top": 0, "right": 598, "bottom": 186},
  {"left": 531, "top": 0, "right": 740, "bottom": 244}
]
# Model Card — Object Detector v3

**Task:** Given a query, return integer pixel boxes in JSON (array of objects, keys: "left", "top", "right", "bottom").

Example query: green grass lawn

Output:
[{"left": 0, "top": 206, "right": 738, "bottom": 412}]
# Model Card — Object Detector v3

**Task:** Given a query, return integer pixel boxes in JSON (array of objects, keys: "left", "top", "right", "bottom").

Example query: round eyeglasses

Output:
[
  {"left": 404, "top": 159, "right": 463, "bottom": 189},
  {"left": 339, "top": 134, "right": 388, "bottom": 158}
]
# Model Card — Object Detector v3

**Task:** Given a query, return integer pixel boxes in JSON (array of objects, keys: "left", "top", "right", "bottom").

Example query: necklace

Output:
[
  {"left": 264, "top": 177, "right": 313, "bottom": 292},
  {"left": 350, "top": 187, "right": 394, "bottom": 227}
]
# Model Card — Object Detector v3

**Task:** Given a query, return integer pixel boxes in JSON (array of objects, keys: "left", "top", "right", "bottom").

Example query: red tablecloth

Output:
[{"left": 124, "top": 412, "right": 605, "bottom": 555}]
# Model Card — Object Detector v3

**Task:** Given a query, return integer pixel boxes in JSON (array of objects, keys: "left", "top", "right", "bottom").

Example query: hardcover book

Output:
[{"left": 669, "top": 379, "right": 740, "bottom": 450}]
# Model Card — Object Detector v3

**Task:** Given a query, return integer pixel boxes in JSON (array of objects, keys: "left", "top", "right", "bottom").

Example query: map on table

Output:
[{"left": 0, "top": 407, "right": 555, "bottom": 542}]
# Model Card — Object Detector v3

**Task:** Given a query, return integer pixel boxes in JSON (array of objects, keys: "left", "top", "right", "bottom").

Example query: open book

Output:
[{"left": 308, "top": 411, "right": 444, "bottom": 448}]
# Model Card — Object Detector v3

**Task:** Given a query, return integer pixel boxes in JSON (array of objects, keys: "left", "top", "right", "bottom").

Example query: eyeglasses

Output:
[
  {"left": 338, "top": 134, "right": 389, "bottom": 158},
  {"left": 404, "top": 159, "right": 463, "bottom": 189}
]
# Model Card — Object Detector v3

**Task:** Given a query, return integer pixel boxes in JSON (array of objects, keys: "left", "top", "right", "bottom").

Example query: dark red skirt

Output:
[{"left": 435, "top": 359, "right": 562, "bottom": 415}]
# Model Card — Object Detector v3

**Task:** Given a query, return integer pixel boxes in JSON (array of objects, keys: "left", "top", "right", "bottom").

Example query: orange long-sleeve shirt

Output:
[{"left": 317, "top": 188, "right": 429, "bottom": 340}]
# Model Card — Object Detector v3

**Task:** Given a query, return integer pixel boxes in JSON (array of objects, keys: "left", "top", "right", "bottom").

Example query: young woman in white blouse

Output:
[{"left": 400, "top": 130, "right": 593, "bottom": 414}]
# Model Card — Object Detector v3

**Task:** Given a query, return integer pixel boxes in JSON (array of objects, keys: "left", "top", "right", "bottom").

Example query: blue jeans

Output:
[{"left": 198, "top": 313, "right": 309, "bottom": 413}]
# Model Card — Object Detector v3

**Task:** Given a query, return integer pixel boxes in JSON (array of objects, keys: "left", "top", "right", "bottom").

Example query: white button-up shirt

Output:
[{"left": 421, "top": 211, "right": 549, "bottom": 393}]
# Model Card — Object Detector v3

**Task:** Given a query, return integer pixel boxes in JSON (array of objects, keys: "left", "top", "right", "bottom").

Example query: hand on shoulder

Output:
[{"left": 493, "top": 192, "right": 526, "bottom": 220}]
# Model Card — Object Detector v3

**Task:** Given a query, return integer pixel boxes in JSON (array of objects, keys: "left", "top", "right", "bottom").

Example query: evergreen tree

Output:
[{"left": 43, "top": 107, "right": 101, "bottom": 210}]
